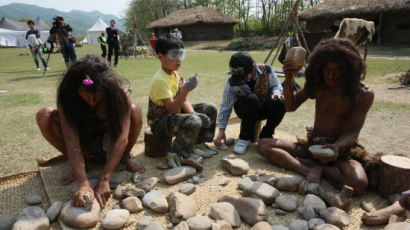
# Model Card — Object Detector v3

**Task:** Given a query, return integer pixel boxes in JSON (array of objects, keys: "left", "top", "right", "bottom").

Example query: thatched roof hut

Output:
[
  {"left": 146, "top": 6, "right": 240, "bottom": 41},
  {"left": 299, "top": 0, "right": 410, "bottom": 44}
]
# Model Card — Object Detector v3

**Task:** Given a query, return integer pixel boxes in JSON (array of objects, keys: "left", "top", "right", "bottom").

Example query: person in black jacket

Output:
[
  {"left": 26, "top": 20, "right": 49, "bottom": 71},
  {"left": 106, "top": 20, "right": 120, "bottom": 67},
  {"left": 49, "top": 16, "right": 77, "bottom": 69}
]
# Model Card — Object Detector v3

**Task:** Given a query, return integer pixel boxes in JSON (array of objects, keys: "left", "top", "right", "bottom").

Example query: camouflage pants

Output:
[{"left": 150, "top": 103, "right": 217, "bottom": 157}]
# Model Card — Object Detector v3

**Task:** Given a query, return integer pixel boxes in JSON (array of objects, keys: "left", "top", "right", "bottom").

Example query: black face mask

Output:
[{"left": 229, "top": 75, "right": 247, "bottom": 86}]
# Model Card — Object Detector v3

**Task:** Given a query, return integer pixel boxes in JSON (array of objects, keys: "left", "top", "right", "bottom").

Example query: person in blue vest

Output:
[
  {"left": 106, "top": 20, "right": 120, "bottom": 67},
  {"left": 98, "top": 32, "right": 107, "bottom": 58}
]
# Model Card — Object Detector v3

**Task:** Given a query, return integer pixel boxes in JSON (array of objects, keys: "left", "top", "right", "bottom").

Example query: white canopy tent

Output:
[
  {"left": 0, "top": 17, "right": 50, "bottom": 47},
  {"left": 86, "top": 17, "right": 109, "bottom": 45}
]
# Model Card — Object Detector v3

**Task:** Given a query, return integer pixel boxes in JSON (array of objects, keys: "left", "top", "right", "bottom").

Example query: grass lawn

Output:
[{"left": 0, "top": 44, "right": 409, "bottom": 176}]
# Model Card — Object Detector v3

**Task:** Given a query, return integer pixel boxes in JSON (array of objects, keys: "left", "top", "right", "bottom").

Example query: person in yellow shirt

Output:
[{"left": 147, "top": 35, "right": 217, "bottom": 167}]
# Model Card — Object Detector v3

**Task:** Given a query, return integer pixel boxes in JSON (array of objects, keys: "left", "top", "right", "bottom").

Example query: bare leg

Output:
[
  {"left": 323, "top": 159, "right": 368, "bottom": 195},
  {"left": 258, "top": 138, "right": 323, "bottom": 183},
  {"left": 37, "top": 108, "right": 76, "bottom": 184},
  {"left": 122, "top": 104, "right": 145, "bottom": 173}
]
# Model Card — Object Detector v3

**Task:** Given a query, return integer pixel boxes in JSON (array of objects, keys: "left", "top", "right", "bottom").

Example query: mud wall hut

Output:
[
  {"left": 299, "top": 0, "right": 410, "bottom": 44},
  {"left": 146, "top": 6, "right": 240, "bottom": 41}
]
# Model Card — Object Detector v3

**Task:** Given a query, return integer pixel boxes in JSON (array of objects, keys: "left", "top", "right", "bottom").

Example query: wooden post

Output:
[
  {"left": 378, "top": 155, "right": 410, "bottom": 196},
  {"left": 144, "top": 128, "right": 172, "bottom": 158}
]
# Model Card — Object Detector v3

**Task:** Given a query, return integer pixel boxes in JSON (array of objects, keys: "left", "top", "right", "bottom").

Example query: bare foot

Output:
[
  {"left": 304, "top": 166, "right": 323, "bottom": 183},
  {"left": 125, "top": 157, "right": 145, "bottom": 173},
  {"left": 60, "top": 171, "right": 75, "bottom": 185}
]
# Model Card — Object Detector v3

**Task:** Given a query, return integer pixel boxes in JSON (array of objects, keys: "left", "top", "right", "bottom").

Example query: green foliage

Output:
[{"left": 222, "top": 38, "right": 270, "bottom": 51}]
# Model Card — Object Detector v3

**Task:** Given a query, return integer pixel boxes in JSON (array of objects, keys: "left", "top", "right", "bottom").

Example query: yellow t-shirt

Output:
[{"left": 149, "top": 69, "right": 181, "bottom": 106}]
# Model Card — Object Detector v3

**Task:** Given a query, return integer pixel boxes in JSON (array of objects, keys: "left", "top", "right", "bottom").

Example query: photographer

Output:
[
  {"left": 49, "top": 16, "right": 77, "bottom": 69},
  {"left": 106, "top": 20, "right": 120, "bottom": 67}
]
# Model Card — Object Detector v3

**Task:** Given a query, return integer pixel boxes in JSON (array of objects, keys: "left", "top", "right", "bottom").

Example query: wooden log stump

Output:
[
  {"left": 144, "top": 128, "right": 172, "bottom": 158},
  {"left": 378, "top": 155, "right": 410, "bottom": 197}
]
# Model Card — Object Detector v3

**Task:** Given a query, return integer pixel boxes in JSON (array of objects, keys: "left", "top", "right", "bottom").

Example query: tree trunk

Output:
[
  {"left": 144, "top": 128, "right": 172, "bottom": 158},
  {"left": 378, "top": 155, "right": 410, "bottom": 197}
]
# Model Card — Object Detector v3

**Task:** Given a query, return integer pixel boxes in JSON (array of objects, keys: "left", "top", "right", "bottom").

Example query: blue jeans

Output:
[
  {"left": 61, "top": 43, "right": 77, "bottom": 64},
  {"left": 30, "top": 47, "right": 48, "bottom": 68}
]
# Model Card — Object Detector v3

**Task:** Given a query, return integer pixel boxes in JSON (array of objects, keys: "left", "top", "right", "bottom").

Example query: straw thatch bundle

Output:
[
  {"left": 299, "top": 0, "right": 410, "bottom": 21},
  {"left": 146, "top": 6, "right": 240, "bottom": 29}
]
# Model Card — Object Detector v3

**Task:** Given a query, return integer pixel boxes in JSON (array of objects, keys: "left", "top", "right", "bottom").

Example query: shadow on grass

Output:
[
  {"left": 9, "top": 73, "right": 62, "bottom": 82},
  {"left": 0, "top": 70, "right": 37, "bottom": 74}
]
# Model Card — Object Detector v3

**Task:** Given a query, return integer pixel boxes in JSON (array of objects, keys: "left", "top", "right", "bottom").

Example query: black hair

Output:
[
  {"left": 27, "top": 20, "right": 35, "bottom": 25},
  {"left": 229, "top": 51, "right": 255, "bottom": 76},
  {"left": 304, "top": 38, "right": 366, "bottom": 102},
  {"left": 155, "top": 34, "right": 184, "bottom": 55},
  {"left": 57, "top": 54, "right": 129, "bottom": 149},
  {"left": 110, "top": 19, "right": 116, "bottom": 24}
]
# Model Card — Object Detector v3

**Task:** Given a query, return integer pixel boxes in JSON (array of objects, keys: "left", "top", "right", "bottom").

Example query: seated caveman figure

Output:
[
  {"left": 36, "top": 55, "right": 144, "bottom": 208},
  {"left": 214, "top": 52, "right": 286, "bottom": 155},
  {"left": 258, "top": 38, "right": 374, "bottom": 195},
  {"left": 147, "top": 34, "right": 217, "bottom": 167}
]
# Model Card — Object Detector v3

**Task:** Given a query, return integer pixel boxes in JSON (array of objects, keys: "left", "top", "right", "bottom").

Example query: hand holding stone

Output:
[{"left": 182, "top": 73, "right": 198, "bottom": 91}]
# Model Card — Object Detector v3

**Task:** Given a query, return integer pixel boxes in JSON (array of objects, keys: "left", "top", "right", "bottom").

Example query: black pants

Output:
[
  {"left": 234, "top": 94, "right": 286, "bottom": 140},
  {"left": 101, "top": 45, "right": 107, "bottom": 58},
  {"left": 108, "top": 42, "right": 119, "bottom": 65}
]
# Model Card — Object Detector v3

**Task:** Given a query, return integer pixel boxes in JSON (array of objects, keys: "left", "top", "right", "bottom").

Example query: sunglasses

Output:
[{"left": 165, "top": 49, "right": 186, "bottom": 61}]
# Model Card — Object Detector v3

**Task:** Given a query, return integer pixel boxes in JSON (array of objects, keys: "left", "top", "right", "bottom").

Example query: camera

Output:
[{"left": 52, "top": 16, "right": 64, "bottom": 27}]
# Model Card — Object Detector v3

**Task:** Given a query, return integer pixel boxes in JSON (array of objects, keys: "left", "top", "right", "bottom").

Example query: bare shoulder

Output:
[{"left": 357, "top": 83, "right": 374, "bottom": 108}]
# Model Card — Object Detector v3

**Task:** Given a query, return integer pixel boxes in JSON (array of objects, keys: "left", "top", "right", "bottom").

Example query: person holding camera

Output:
[
  {"left": 106, "top": 20, "right": 120, "bottom": 67},
  {"left": 49, "top": 16, "right": 77, "bottom": 69},
  {"left": 26, "top": 20, "right": 50, "bottom": 71}
]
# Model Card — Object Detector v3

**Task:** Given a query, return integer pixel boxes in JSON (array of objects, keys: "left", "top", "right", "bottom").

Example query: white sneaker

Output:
[
  {"left": 46, "top": 67, "right": 51, "bottom": 70},
  {"left": 233, "top": 139, "right": 251, "bottom": 155},
  {"left": 37, "top": 68, "right": 41, "bottom": 71}
]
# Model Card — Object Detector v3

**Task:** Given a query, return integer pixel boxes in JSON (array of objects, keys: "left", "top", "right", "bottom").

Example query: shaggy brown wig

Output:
[{"left": 304, "top": 38, "right": 366, "bottom": 102}]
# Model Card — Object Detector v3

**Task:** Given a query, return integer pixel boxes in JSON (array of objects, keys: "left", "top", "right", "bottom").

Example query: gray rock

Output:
[
  {"left": 266, "top": 217, "right": 275, "bottom": 225},
  {"left": 289, "top": 219, "right": 308, "bottom": 230},
  {"left": 174, "top": 221, "right": 190, "bottom": 230},
  {"left": 313, "top": 224, "right": 340, "bottom": 230},
  {"left": 275, "top": 195, "right": 297, "bottom": 212},
  {"left": 384, "top": 222, "right": 410, "bottom": 230},
  {"left": 12, "top": 206, "right": 49, "bottom": 230},
  {"left": 243, "top": 182, "right": 280, "bottom": 205},
  {"left": 101, "top": 209, "right": 130, "bottom": 230},
  {"left": 192, "top": 176, "right": 200, "bottom": 184},
  {"left": 218, "top": 177, "right": 230, "bottom": 186},
  {"left": 271, "top": 225, "right": 289, "bottom": 230},
  {"left": 110, "top": 171, "right": 132, "bottom": 184},
  {"left": 209, "top": 202, "right": 241, "bottom": 227},
  {"left": 113, "top": 204, "right": 121, "bottom": 209},
  {"left": 319, "top": 207, "right": 349, "bottom": 228},
  {"left": 275, "top": 176, "right": 303, "bottom": 191},
  {"left": 303, "top": 194, "right": 327, "bottom": 213},
  {"left": 133, "top": 172, "right": 145, "bottom": 183},
  {"left": 46, "top": 201, "right": 62, "bottom": 221},
  {"left": 308, "top": 218, "right": 326, "bottom": 230},
  {"left": 25, "top": 194, "right": 42, "bottom": 205},
  {"left": 142, "top": 191, "right": 169, "bottom": 213},
  {"left": 124, "top": 188, "right": 146, "bottom": 198},
  {"left": 186, "top": 216, "right": 212, "bottom": 230},
  {"left": 121, "top": 196, "right": 144, "bottom": 213},
  {"left": 138, "top": 177, "right": 159, "bottom": 192},
  {"left": 221, "top": 157, "right": 249, "bottom": 175},
  {"left": 274, "top": 209, "right": 287, "bottom": 216},
  {"left": 60, "top": 200, "right": 100, "bottom": 228},
  {"left": 114, "top": 184, "right": 126, "bottom": 199},
  {"left": 257, "top": 174, "right": 278, "bottom": 186},
  {"left": 137, "top": 217, "right": 153, "bottom": 230},
  {"left": 306, "top": 183, "right": 320, "bottom": 195},
  {"left": 217, "top": 195, "right": 266, "bottom": 225},
  {"left": 167, "top": 223, "right": 174, "bottom": 229},
  {"left": 157, "top": 161, "right": 170, "bottom": 170},
  {"left": 238, "top": 176, "right": 253, "bottom": 190},
  {"left": 179, "top": 183, "right": 196, "bottom": 195},
  {"left": 298, "top": 206, "right": 316, "bottom": 220},
  {"left": 0, "top": 215, "right": 15, "bottom": 230},
  {"left": 145, "top": 221, "right": 165, "bottom": 230},
  {"left": 250, "top": 221, "right": 271, "bottom": 230},
  {"left": 211, "top": 220, "right": 232, "bottom": 230},
  {"left": 168, "top": 192, "right": 197, "bottom": 224},
  {"left": 163, "top": 166, "right": 197, "bottom": 185}
]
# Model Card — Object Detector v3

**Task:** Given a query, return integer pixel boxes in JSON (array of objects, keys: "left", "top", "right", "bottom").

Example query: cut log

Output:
[
  {"left": 144, "top": 128, "right": 172, "bottom": 158},
  {"left": 378, "top": 155, "right": 410, "bottom": 197}
]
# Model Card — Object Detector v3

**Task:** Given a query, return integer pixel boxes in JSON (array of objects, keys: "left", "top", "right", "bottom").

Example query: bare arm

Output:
[
  {"left": 283, "top": 60, "right": 308, "bottom": 111},
  {"left": 334, "top": 88, "right": 374, "bottom": 149},
  {"left": 162, "top": 87, "right": 190, "bottom": 114},
  {"left": 181, "top": 100, "right": 194, "bottom": 114}
]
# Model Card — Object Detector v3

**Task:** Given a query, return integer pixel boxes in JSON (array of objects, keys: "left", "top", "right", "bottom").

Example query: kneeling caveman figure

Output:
[
  {"left": 36, "top": 55, "right": 144, "bottom": 208},
  {"left": 258, "top": 38, "right": 374, "bottom": 195}
]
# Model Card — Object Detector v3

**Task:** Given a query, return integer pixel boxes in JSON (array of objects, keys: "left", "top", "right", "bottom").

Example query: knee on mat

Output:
[
  {"left": 36, "top": 107, "right": 54, "bottom": 128},
  {"left": 183, "top": 114, "right": 202, "bottom": 130}
]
